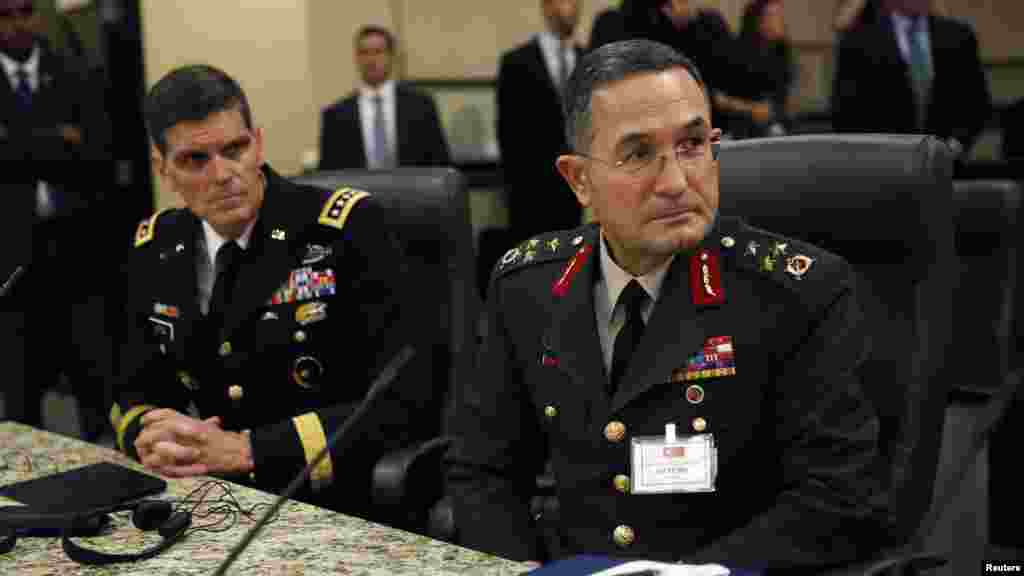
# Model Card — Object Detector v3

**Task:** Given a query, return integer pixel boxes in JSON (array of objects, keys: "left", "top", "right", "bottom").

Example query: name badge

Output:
[{"left": 630, "top": 426, "right": 717, "bottom": 494}]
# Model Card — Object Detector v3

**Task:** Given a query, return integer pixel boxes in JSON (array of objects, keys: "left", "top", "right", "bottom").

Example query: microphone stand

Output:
[
  {"left": 212, "top": 345, "right": 416, "bottom": 576},
  {"left": 0, "top": 266, "right": 25, "bottom": 298}
]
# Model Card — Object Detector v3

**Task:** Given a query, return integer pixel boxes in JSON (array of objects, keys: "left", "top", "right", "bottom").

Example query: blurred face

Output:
[
  {"left": 886, "top": 0, "right": 930, "bottom": 17},
  {"left": 543, "top": 0, "right": 580, "bottom": 39},
  {"left": 557, "top": 68, "right": 721, "bottom": 275},
  {"left": 152, "top": 108, "right": 266, "bottom": 239},
  {"left": 0, "top": 0, "right": 40, "bottom": 57},
  {"left": 355, "top": 32, "right": 393, "bottom": 87},
  {"left": 662, "top": 0, "right": 694, "bottom": 29},
  {"left": 759, "top": 1, "right": 786, "bottom": 41}
]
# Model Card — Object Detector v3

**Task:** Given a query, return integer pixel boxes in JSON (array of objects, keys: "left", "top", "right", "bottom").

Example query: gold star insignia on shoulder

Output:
[
  {"left": 271, "top": 229, "right": 286, "bottom": 241},
  {"left": 528, "top": 238, "right": 540, "bottom": 249},
  {"left": 319, "top": 187, "right": 370, "bottom": 231},
  {"left": 547, "top": 238, "right": 560, "bottom": 252}
]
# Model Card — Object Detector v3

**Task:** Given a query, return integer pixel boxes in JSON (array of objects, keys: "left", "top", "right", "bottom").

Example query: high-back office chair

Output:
[
  {"left": 948, "top": 180, "right": 1023, "bottom": 562},
  {"left": 718, "top": 134, "right": 957, "bottom": 572},
  {"left": 291, "top": 167, "right": 478, "bottom": 532}
]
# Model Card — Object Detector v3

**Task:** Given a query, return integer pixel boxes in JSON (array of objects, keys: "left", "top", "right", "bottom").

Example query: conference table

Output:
[{"left": 0, "top": 421, "right": 532, "bottom": 575}]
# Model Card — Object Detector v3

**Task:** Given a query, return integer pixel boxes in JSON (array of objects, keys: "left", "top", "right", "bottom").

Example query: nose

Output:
[
  {"left": 210, "top": 155, "right": 234, "bottom": 184},
  {"left": 652, "top": 151, "right": 689, "bottom": 198}
]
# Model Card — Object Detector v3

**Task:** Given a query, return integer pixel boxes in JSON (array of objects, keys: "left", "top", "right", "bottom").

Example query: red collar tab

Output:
[
  {"left": 552, "top": 243, "right": 593, "bottom": 298},
  {"left": 690, "top": 248, "right": 725, "bottom": 306}
]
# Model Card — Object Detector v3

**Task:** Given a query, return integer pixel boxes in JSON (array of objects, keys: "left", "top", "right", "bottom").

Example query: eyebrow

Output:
[
  {"left": 614, "top": 116, "right": 708, "bottom": 149},
  {"left": 174, "top": 134, "right": 251, "bottom": 160}
]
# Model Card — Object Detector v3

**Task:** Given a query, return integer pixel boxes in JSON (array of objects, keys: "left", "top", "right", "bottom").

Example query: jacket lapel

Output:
[
  {"left": 543, "top": 226, "right": 607, "bottom": 413},
  {"left": 611, "top": 230, "right": 731, "bottom": 413},
  {"left": 222, "top": 168, "right": 306, "bottom": 335},
  {"left": 344, "top": 96, "right": 368, "bottom": 167},
  {"left": 394, "top": 86, "right": 408, "bottom": 164}
]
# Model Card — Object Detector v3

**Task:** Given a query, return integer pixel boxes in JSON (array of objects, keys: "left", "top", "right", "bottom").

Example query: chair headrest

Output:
[{"left": 718, "top": 134, "right": 957, "bottom": 272}]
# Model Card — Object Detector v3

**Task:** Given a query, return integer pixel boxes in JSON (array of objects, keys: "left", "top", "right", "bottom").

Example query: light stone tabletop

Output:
[{"left": 0, "top": 421, "right": 532, "bottom": 575}]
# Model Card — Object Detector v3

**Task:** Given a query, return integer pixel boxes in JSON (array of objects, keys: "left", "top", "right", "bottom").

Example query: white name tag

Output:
[{"left": 630, "top": 433, "right": 717, "bottom": 494}]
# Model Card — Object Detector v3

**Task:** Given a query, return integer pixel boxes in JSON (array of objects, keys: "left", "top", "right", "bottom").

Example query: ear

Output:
[
  {"left": 150, "top": 144, "right": 167, "bottom": 180},
  {"left": 556, "top": 154, "right": 591, "bottom": 208},
  {"left": 252, "top": 126, "right": 266, "bottom": 167},
  {"left": 710, "top": 128, "right": 723, "bottom": 162}
]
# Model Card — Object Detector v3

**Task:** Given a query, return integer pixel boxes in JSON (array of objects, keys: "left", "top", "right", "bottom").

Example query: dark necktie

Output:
[
  {"left": 208, "top": 241, "right": 243, "bottom": 330},
  {"left": 907, "top": 17, "right": 931, "bottom": 129},
  {"left": 371, "top": 94, "right": 393, "bottom": 169},
  {"left": 14, "top": 67, "right": 32, "bottom": 111},
  {"left": 609, "top": 280, "right": 648, "bottom": 397}
]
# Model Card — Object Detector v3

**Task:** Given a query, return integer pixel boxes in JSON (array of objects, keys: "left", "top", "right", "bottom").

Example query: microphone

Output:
[
  {"left": 212, "top": 345, "right": 416, "bottom": 576},
  {"left": 0, "top": 266, "right": 24, "bottom": 298}
]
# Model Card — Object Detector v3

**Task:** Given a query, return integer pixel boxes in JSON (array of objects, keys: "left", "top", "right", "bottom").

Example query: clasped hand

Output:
[{"left": 135, "top": 409, "right": 254, "bottom": 478}]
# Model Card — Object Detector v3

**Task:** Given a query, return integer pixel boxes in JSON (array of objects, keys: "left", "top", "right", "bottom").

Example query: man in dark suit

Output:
[
  {"left": 318, "top": 26, "right": 449, "bottom": 171},
  {"left": 112, "top": 65, "right": 423, "bottom": 518},
  {"left": 0, "top": 0, "right": 109, "bottom": 433},
  {"left": 497, "top": 0, "right": 583, "bottom": 245},
  {"left": 832, "top": 0, "right": 991, "bottom": 157},
  {"left": 445, "top": 40, "right": 884, "bottom": 569}
]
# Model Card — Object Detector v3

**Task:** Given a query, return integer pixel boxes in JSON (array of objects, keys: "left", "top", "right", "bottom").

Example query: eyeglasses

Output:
[
  {"left": 0, "top": 3, "right": 33, "bottom": 19},
  {"left": 576, "top": 133, "right": 720, "bottom": 179}
]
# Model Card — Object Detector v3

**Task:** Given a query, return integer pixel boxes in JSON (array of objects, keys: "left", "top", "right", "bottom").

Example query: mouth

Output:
[{"left": 651, "top": 207, "right": 697, "bottom": 223}]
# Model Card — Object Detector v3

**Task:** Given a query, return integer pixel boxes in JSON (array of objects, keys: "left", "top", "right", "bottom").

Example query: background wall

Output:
[{"left": 136, "top": 0, "right": 1024, "bottom": 209}]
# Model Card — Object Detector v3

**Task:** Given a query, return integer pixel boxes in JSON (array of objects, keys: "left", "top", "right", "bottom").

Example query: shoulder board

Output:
[
  {"left": 318, "top": 187, "right": 370, "bottom": 231},
  {"left": 493, "top": 229, "right": 588, "bottom": 279},
  {"left": 722, "top": 223, "right": 845, "bottom": 304},
  {"left": 134, "top": 208, "right": 173, "bottom": 248}
]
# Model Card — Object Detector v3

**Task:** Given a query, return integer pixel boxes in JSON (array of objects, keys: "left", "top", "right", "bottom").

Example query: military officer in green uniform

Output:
[
  {"left": 110, "top": 65, "right": 418, "bottom": 518},
  {"left": 444, "top": 40, "right": 884, "bottom": 570}
]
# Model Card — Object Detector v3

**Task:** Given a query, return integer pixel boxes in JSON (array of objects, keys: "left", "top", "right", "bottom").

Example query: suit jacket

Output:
[
  {"left": 318, "top": 83, "right": 450, "bottom": 170},
  {"left": 497, "top": 38, "right": 582, "bottom": 244},
  {"left": 0, "top": 38, "right": 107, "bottom": 282},
  {"left": 445, "top": 218, "right": 883, "bottom": 569},
  {"left": 112, "top": 166, "right": 424, "bottom": 517},
  {"left": 832, "top": 14, "right": 991, "bottom": 154}
]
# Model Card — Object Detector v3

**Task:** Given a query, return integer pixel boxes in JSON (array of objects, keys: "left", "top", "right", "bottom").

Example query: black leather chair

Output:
[
  {"left": 290, "top": 167, "right": 478, "bottom": 533},
  {"left": 945, "top": 180, "right": 1024, "bottom": 560},
  {"left": 412, "top": 135, "right": 961, "bottom": 572},
  {"left": 718, "top": 134, "right": 958, "bottom": 573}
]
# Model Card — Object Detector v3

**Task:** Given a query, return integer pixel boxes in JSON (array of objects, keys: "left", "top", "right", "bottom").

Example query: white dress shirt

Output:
[
  {"left": 537, "top": 30, "right": 576, "bottom": 91},
  {"left": 0, "top": 44, "right": 40, "bottom": 93},
  {"left": 594, "top": 233, "right": 675, "bottom": 376},
  {"left": 357, "top": 79, "right": 397, "bottom": 169},
  {"left": 197, "top": 219, "right": 256, "bottom": 315}
]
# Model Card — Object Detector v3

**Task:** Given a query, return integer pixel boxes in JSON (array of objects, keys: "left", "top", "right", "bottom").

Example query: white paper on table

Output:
[{"left": 589, "top": 559, "right": 730, "bottom": 576}]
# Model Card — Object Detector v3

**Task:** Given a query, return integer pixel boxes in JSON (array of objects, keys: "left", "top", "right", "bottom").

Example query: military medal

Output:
[
  {"left": 302, "top": 244, "right": 332, "bottom": 265},
  {"left": 689, "top": 249, "right": 725, "bottom": 306},
  {"left": 153, "top": 302, "right": 180, "bottom": 318},
  {"left": 295, "top": 301, "right": 328, "bottom": 325},
  {"left": 682, "top": 336, "right": 737, "bottom": 381},
  {"left": 551, "top": 244, "right": 593, "bottom": 298},
  {"left": 785, "top": 255, "right": 814, "bottom": 279}
]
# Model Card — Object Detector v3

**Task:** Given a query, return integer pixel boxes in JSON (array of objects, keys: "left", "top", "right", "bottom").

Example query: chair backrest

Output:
[
  {"left": 291, "top": 168, "right": 478, "bottom": 436},
  {"left": 950, "top": 180, "right": 1020, "bottom": 398},
  {"left": 718, "top": 134, "right": 958, "bottom": 547}
]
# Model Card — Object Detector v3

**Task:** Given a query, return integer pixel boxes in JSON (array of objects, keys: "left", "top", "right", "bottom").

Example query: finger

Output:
[
  {"left": 203, "top": 416, "right": 223, "bottom": 428},
  {"left": 152, "top": 463, "right": 209, "bottom": 478},
  {"left": 151, "top": 440, "right": 201, "bottom": 465},
  {"left": 140, "top": 408, "right": 182, "bottom": 427}
]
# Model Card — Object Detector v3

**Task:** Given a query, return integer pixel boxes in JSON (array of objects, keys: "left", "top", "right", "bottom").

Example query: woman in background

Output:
[{"left": 720, "top": 0, "right": 794, "bottom": 139}]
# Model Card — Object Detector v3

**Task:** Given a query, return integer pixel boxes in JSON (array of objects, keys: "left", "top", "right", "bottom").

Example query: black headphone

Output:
[
  {"left": 61, "top": 499, "right": 192, "bottom": 565},
  {"left": 0, "top": 499, "right": 189, "bottom": 562}
]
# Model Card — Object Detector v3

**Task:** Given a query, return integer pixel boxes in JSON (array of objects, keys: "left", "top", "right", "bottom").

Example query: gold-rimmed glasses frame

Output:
[{"left": 575, "top": 134, "right": 720, "bottom": 179}]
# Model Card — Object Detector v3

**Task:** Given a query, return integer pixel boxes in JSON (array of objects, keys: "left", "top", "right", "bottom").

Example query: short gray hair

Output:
[{"left": 564, "top": 39, "right": 707, "bottom": 153}]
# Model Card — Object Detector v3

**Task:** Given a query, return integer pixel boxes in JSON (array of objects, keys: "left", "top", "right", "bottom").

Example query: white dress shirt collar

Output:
[
  {"left": 890, "top": 11, "right": 932, "bottom": 71},
  {"left": 536, "top": 30, "right": 575, "bottom": 89},
  {"left": 202, "top": 218, "right": 256, "bottom": 268},
  {"left": 0, "top": 44, "right": 40, "bottom": 92}
]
